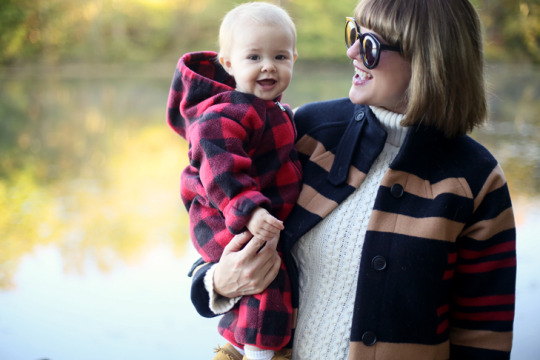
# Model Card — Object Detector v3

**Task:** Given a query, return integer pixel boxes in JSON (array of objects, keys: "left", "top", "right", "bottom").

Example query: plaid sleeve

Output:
[
  {"left": 450, "top": 164, "right": 516, "bottom": 359},
  {"left": 188, "top": 103, "right": 271, "bottom": 234}
]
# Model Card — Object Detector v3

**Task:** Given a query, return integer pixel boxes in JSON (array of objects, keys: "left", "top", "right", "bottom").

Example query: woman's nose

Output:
[{"left": 346, "top": 40, "right": 360, "bottom": 60}]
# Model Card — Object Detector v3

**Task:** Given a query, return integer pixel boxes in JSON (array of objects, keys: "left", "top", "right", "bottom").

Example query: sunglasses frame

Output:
[{"left": 345, "top": 17, "right": 401, "bottom": 69}]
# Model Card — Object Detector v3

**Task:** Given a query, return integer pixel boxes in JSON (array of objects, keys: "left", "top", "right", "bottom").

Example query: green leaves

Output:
[{"left": 0, "top": 0, "right": 538, "bottom": 64}]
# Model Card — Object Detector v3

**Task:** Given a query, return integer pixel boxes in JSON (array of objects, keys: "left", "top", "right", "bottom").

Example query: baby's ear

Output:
[{"left": 219, "top": 56, "right": 233, "bottom": 75}]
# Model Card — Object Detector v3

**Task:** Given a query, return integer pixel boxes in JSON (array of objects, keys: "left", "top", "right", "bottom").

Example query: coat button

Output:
[
  {"left": 390, "top": 184, "right": 404, "bottom": 198},
  {"left": 362, "top": 331, "right": 377, "bottom": 346},
  {"left": 372, "top": 256, "right": 387, "bottom": 271},
  {"left": 355, "top": 111, "right": 365, "bottom": 121}
]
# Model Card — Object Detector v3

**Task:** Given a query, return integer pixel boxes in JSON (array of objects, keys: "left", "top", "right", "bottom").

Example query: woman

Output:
[{"left": 188, "top": 0, "right": 516, "bottom": 359}]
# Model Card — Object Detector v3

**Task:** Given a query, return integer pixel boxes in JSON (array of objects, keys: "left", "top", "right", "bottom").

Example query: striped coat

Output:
[{"left": 191, "top": 98, "right": 516, "bottom": 359}]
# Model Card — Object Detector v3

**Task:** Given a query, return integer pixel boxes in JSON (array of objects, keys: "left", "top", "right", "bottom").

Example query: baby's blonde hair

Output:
[{"left": 218, "top": 2, "right": 297, "bottom": 59}]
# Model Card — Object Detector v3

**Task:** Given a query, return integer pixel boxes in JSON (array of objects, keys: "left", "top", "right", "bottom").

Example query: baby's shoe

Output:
[
  {"left": 275, "top": 348, "right": 292, "bottom": 359},
  {"left": 213, "top": 343, "right": 243, "bottom": 360}
]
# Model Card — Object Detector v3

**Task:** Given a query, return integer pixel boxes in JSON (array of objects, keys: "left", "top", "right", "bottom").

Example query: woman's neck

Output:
[{"left": 369, "top": 106, "right": 408, "bottom": 147}]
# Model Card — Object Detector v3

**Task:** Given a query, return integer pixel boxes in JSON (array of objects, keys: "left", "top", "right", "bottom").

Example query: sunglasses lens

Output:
[
  {"left": 345, "top": 20, "right": 357, "bottom": 48},
  {"left": 362, "top": 36, "right": 379, "bottom": 68}
]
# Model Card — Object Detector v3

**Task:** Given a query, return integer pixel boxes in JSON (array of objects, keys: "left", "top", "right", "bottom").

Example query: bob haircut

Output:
[
  {"left": 355, "top": 0, "right": 487, "bottom": 138},
  {"left": 219, "top": 2, "right": 297, "bottom": 59}
]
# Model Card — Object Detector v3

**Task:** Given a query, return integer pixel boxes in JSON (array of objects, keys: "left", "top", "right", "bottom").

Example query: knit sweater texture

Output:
[{"left": 291, "top": 106, "right": 407, "bottom": 359}]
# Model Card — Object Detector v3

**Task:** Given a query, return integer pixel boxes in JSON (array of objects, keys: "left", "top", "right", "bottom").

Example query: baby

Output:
[{"left": 166, "top": 2, "right": 301, "bottom": 360}]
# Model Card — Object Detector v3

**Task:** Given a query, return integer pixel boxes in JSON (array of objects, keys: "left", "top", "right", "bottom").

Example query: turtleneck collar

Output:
[{"left": 369, "top": 106, "right": 408, "bottom": 147}]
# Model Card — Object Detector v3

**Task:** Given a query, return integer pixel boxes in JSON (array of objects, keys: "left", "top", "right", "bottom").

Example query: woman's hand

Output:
[{"left": 213, "top": 231, "right": 281, "bottom": 298}]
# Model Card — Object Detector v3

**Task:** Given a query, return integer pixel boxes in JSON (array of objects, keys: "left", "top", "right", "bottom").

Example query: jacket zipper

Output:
[{"left": 275, "top": 101, "right": 286, "bottom": 112}]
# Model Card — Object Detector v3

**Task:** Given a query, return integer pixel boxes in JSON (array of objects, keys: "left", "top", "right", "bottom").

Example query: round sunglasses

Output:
[{"left": 345, "top": 17, "right": 401, "bottom": 69}]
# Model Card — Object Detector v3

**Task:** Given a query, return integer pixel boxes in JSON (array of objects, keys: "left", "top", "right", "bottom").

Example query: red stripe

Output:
[
  {"left": 443, "top": 269, "right": 454, "bottom": 280},
  {"left": 453, "top": 294, "right": 515, "bottom": 307},
  {"left": 459, "top": 241, "right": 515, "bottom": 260},
  {"left": 456, "top": 258, "right": 516, "bottom": 273},
  {"left": 437, "top": 304, "right": 449, "bottom": 316},
  {"left": 452, "top": 310, "right": 514, "bottom": 322},
  {"left": 437, "top": 319, "right": 449, "bottom": 335}
]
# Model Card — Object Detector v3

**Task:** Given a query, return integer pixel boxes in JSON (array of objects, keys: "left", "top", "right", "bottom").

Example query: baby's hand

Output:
[{"left": 246, "top": 207, "right": 284, "bottom": 242}]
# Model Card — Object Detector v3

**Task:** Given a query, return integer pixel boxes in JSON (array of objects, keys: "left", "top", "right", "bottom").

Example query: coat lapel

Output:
[{"left": 282, "top": 105, "right": 387, "bottom": 254}]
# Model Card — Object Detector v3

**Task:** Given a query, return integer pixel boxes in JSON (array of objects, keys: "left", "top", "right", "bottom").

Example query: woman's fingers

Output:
[
  {"left": 213, "top": 233, "right": 281, "bottom": 297},
  {"left": 242, "top": 232, "right": 269, "bottom": 255},
  {"left": 256, "top": 252, "right": 281, "bottom": 293},
  {"left": 223, "top": 230, "right": 253, "bottom": 255}
]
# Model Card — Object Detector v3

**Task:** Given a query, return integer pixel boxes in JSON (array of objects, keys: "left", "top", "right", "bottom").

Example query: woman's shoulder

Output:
[
  {"left": 405, "top": 128, "right": 504, "bottom": 197},
  {"left": 295, "top": 97, "right": 357, "bottom": 119}
]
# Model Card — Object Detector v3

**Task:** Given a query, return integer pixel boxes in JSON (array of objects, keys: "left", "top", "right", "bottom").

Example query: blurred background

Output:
[{"left": 0, "top": 0, "right": 538, "bottom": 359}]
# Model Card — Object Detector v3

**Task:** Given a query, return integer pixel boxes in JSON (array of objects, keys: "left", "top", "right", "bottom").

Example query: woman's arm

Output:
[
  {"left": 190, "top": 231, "right": 282, "bottom": 317},
  {"left": 449, "top": 165, "right": 516, "bottom": 359}
]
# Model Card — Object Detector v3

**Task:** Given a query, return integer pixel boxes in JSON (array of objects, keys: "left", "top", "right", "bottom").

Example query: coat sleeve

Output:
[
  {"left": 188, "top": 258, "right": 241, "bottom": 317},
  {"left": 449, "top": 164, "right": 516, "bottom": 359},
  {"left": 188, "top": 259, "right": 219, "bottom": 318},
  {"left": 187, "top": 103, "right": 272, "bottom": 234}
]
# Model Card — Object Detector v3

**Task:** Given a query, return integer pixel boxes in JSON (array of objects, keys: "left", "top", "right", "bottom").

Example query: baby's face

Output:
[{"left": 221, "top": 23, "right": 296, "bottom": 101}]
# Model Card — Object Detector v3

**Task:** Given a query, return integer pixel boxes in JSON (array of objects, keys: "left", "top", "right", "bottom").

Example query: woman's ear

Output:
[{"left": 219, "top": 56, "right": 233, "bottom": 75}]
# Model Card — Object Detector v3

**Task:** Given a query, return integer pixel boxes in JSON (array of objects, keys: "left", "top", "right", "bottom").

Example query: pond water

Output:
[{"left": 0, "top": 62, "right": 539, "bottom": 360}]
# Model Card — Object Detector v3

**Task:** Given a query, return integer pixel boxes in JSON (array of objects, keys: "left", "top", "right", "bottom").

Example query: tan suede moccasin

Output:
[{"left": 212, "top": 343, "right": 243, "bottom": 360}]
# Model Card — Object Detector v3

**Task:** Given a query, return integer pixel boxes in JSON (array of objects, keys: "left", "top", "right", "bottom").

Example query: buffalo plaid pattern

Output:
[
  {"left": 167, "top": 51, "right": 301, "bottom": 349},
  {"left": 219, "top": 255, "right": 292, "bottom": 350}
]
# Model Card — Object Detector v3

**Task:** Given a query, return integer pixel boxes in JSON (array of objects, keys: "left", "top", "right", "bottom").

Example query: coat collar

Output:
[{"left": 282, "top": 104, "right": 387, "bottom": 253}]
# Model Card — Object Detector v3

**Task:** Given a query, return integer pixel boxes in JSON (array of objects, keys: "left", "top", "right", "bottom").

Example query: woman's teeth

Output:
[{"left": 355, "top": 68, "right": 373, "bottom": 80}]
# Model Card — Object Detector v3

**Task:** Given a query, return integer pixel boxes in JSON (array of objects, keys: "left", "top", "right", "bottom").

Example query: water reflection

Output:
[
  {"left": 0, "top": 63, "right": 539, "bottom": 359},
  {"left": 0, "top": 65, "right": 191, "bottom": 288},
  {"left": 475, "top": 63, "right": 540, "bottom": 197}
]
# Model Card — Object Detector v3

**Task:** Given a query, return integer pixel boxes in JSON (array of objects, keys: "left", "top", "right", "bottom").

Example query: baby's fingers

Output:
[
  {"left": 254, "top": 228, "right": 280, "bottom": 242},
  {"left": 259, "top": 221, "right": 283, "bottom": 236},
  {"left": 264, "top": 215, "right": 284, "bottom": 230}
]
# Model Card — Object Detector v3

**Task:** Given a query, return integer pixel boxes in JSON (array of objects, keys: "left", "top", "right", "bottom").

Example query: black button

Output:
[
  {"left": 362, "top": 331, "right": 377, "bottom": 346},
  {"left": 390, "top": 184, "right": 404, "bottom": 198},
  {"left": 355, "top": 111, "right": 365, "bottom": 121},
  {"left": 372, "top": 256, "right": 387, "bottom": 271}
]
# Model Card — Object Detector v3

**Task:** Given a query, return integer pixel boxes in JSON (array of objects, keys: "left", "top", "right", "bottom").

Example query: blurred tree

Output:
[
  {"left": 287, "top": 0, "right": 358, "bottom": 60},
  {"left": 0, "top": 0, "right": 538, "bottom": 64},
  {"left": 474, "top": 0, "right": 540, "bottom": 63}
]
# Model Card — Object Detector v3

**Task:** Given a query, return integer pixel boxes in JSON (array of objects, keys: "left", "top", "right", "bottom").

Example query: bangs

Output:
[{"left": 354, "top": 0, "right": 410, "bottom": 57}]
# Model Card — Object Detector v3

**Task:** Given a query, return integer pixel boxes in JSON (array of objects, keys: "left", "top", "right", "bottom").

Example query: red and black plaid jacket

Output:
[{"left": 167, "top": 51, "right": 302, "bottom": 262}]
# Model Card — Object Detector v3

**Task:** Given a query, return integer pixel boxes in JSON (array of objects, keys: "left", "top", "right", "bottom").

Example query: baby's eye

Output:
[
  {"left": 275, "top": 55, "right": 287, "bottom": 60},
  {"left": 247, "top": 55, "right": 260, "bottom": 61}
]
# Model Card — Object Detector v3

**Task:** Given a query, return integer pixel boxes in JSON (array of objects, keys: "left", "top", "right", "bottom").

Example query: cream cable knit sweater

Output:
[
  {"left": 291, "top": 107, "right": 407, "bottom": 360},
  {"left": 204, "top": 107, "right": 408, "bottom": 359}
]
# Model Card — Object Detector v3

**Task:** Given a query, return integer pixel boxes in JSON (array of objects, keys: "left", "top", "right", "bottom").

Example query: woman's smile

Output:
[{"left": 353, "top": 63, "right": 373, "bottom": 84}]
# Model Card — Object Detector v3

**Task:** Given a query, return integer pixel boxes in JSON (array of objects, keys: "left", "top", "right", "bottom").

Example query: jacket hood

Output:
[{"left": 166, "top": 51, "right": 237, "bottom": 139}]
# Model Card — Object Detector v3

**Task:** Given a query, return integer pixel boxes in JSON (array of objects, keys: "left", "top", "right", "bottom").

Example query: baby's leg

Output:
[{"left": 218, "top": 260, "right": 292, "bottom": 354}]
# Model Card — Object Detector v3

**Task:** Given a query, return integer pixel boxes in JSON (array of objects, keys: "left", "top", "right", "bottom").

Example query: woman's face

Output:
[{"left": 347, "top": 26, "right": 411, "bottom": 114}]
